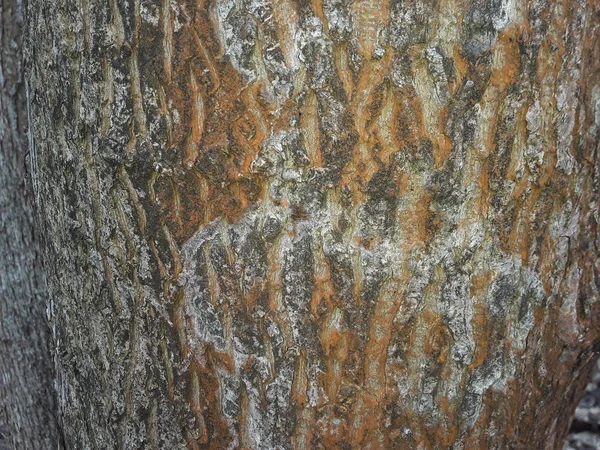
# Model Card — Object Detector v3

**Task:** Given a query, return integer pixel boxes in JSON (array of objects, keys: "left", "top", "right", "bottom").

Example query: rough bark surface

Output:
[
  {"left": 0, "top": 0, "right": 62, "bottom": 448},
  {"left": 25, "top": 0, "right": 600, "bottom": 449}
]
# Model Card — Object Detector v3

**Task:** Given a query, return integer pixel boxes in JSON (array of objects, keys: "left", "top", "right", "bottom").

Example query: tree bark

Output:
[
  {"left": 24, "top": 0, "right": 600, "bottom": 449},
  {"left": 0, "top": 0, "right": 62, "bottom": 448}
]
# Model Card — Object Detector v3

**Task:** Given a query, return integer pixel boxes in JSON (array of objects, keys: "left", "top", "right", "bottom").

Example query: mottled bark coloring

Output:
[{"left": 19, "top": 0, "right": 600, "bottom": 448}]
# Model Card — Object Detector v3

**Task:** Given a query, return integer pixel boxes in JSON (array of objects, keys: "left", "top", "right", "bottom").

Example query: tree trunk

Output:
[
  {"left": 0, "top": 0, "right": 62, "bottom": 448},
  {"left": 23, "top": 0, "right": 600, "bottom": 448}
]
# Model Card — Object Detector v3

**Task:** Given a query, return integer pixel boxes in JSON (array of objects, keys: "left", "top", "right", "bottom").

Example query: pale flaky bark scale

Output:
[{"left": 25, "top": 0, "right": 600, "bottom": 449}]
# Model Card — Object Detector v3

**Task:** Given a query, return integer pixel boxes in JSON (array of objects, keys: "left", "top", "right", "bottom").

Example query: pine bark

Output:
[{"left": 24, "top": 0, "right": 600, "bottom": 449}]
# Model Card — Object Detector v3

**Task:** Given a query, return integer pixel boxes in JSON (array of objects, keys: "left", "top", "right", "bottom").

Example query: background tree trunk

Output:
[
  {"left": 0, "top": 0, "right": 62, "bottom": 448},
  {"left": 23, "top": 0, "right": 600, "bottom": 448}
]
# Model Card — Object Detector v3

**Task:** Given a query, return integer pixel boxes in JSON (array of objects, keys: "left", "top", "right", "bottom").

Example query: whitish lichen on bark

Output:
[{"left": 25, "top": 0, "right": 600, "bottom": 448}]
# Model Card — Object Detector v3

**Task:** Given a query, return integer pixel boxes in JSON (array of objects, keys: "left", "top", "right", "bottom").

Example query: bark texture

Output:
[
  {"left": 25, "top": 0, "right": 600, "bottom": 448},
  {"left": 0, "top": 0, "right": 62, "bottom": 448}
]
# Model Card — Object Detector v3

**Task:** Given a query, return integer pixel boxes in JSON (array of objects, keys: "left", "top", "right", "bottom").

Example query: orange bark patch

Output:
[
  {"left": 186, "top": 356, "right": 233, "bottom": 450},
  {"left": 469, "top": 277, "right": 492, "bottom": 380},
  {"left": 292, "top": 349, "right": 316, "bottom": 450},
  {"left": 150, "top": 3, "right": 289, "bottom": 244},
  {"left": 435, "top": 105, "right": 453, "bottom": 167},
  {"left": 401, "top": 191, "right": 432, "bottom": 250},
  {"left": 351, "top": 52, "right": 393, "bottom": 141},
  {"left": 469, "top": 301, "right": 490, "bottom": 369},
  {"left": 301, "top": 89, "right": 323, "bottom": 167},
  {"left": 273, "top": 0, "right": 299, "bottom": 69},
  {"left": 470, "top": 270, "right": 493, "bottom": 298},
  {"left": 334, "top": 42, "right": 354, "bottom": 100},
  {"left": 482, "top": 25, "right": 522, "bottom": 156},
  {"left": 477, "top": 158, "right": 491, "bottom": 216},
  {"left": 311, "top": 0, "right": 329, "bottom": 33},
  {"left": 319, "top": 310, "right": 350, "bottom": 403},
  {"left": 462, "top": 389, "right": 493, "bottom": 449},
  {"left": 350, "top": 0, "right": 391, "bottom": 60},
  {"left": 424, "top": 322, "right": 452, "bottom": 364},
  {"left": 395, "top": 85, "right": 427, "bottom": 147},
  {"left": 490, "top": 26, "right": 522, "bottom": 88},
  {"left": 349, "top": 272, "right": 409, "bottom": 447}
]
